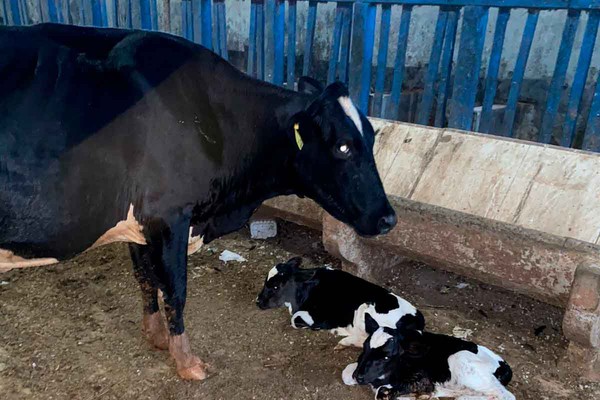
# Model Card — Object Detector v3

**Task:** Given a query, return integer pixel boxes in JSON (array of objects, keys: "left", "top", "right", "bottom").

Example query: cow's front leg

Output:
[
  {"left": 129, "top": 244, "right": 170, "bottom": 350},
  {"left": 148, "top": 214, "right": 208, "bottom": 381}
]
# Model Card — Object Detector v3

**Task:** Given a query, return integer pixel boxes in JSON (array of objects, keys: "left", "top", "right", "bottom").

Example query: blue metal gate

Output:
[{"left": 2, "top": 0, "right": 600, "bottom": 152}]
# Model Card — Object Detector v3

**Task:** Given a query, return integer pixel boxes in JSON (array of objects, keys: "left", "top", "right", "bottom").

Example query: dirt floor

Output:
[{"left": 0, "top": 221, "right": 598, "bottom": 400}]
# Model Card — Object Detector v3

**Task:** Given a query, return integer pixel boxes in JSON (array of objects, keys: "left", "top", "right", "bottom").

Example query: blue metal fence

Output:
[{"left": 2, "top": 0, "right": 600, "bottom": 152}]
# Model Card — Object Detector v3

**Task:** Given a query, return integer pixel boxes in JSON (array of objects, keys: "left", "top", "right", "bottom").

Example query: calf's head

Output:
[
  {"left": 288, "top": 79, "right": 396, "bottom": 237},
  {"left": 354, "top": 313, "right": 401, "bottom": 386},
  {"left": 256, "top": 257, "right": 313, "bottom": 310}
]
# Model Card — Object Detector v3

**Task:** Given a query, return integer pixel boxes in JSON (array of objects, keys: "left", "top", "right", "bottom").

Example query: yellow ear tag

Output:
[{"left": 294, "top": 123, "right": 304, "bottom": 150}]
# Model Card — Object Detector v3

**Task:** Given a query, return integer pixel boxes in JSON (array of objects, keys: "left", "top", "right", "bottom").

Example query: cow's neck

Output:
[{"left": 193, "top": 88, "right": 311, "bottom": 240}]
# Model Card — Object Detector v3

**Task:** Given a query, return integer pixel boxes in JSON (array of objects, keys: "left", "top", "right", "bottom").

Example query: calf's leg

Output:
[
  {"left": 147, "top": 214, "right": 208, "bottom": 381},
  {"left": 129, "top": 243, "right": 169, "bottom": 350}
]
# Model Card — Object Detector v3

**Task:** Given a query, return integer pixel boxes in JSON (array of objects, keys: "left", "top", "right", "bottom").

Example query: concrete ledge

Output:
[{"left": 322, "top": 196, "right": 599, "bottom": 307}]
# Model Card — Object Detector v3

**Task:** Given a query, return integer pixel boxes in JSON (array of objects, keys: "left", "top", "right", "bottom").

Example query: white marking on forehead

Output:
[
  {"left": 338, "top": 96, "right": 363, "bottom": 135},
  {"left": 370, "top": 329, "right": 392, "bottom": 349},
  {"left": 267, "top": 265, "right": 279, "bottom": 281}
]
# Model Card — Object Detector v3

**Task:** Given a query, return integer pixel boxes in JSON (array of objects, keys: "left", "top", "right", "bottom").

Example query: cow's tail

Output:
[{"left": 493, "top": 361, "right": 513, "bottom": 386}]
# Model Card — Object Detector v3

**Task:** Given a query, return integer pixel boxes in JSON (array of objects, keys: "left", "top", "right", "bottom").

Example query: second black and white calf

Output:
[
  {"left": 343, "top": 314, "right": 515, "bottom": 400},
  {"left": 256, "top": 257, "right": 424, "bottom": 349}
]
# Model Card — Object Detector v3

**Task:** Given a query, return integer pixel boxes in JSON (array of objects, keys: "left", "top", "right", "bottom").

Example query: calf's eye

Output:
[
  {"left": 384, "top": 356, "right": 389, "bottom": 360},
  {"left": 339, "top": 144, "right": 350, "bottom": 154}
]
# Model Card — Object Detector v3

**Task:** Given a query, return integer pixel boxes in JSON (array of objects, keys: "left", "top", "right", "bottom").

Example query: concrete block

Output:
[
  {"left": 563, "top": 263, "right": 600, "bottom": 349},
  {"left": 249, "top": 219, "right": 277, "bottom": 239}
]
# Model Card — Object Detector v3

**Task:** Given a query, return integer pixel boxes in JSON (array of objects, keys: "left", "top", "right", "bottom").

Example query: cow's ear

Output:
[
  {"left": 365, "top": 313, "right": 379, "bottom": 335},
  {"left": 298, "top": 76, "right": 324, "bottom": 96}
]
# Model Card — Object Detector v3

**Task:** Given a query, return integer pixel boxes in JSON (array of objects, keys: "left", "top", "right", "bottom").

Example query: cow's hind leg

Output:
[
  {"left": 146, "top": 214, "right": 208, "bottom": 381},
  {"left": 129, "top": 244, "right": 169, "bottom": 350}
]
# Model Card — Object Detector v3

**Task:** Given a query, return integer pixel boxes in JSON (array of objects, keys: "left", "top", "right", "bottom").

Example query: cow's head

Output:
[
  {"left": 353, "top": 313, "right": 401, "bottom": 386},
  {"left": 256, "top": 257, "right": 313, "bottom": 310},
  {"left": 288, "top": 78, "right": 396, "bottom": 237}
]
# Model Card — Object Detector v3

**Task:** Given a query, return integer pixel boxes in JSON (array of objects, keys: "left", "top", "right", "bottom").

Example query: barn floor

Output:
[{"left": 0, "top": 221, "right": 598, "bottom": 400}]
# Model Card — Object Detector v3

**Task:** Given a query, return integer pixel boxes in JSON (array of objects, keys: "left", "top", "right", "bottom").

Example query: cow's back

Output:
[{"left": 0, "top": 24, "right": 209, "bottom": 257}]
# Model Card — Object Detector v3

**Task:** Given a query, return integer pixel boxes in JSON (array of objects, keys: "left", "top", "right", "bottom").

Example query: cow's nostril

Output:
[{"left": 377, "top": 213, "right": 397, "bottom": 234}]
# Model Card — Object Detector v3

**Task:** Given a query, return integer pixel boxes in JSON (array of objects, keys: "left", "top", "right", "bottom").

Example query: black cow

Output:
[
  {"left": 343, "top": 314, "right": 515, "bottom": 400},
  {"left": 256, "top": 257, "right": 423, "bottom": 349},
  {"left": 0, "top": 24, "right": 396, "bottom": 380}
]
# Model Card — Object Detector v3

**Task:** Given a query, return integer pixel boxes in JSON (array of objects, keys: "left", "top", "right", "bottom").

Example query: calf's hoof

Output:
[{"left": 142, "top": 312, "right": 169, "bottom": 351}]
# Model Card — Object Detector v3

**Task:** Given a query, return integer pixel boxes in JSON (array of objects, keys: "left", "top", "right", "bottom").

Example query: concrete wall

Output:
[{"left": 263, "top": 118, "right": 600, "bottom": 306}]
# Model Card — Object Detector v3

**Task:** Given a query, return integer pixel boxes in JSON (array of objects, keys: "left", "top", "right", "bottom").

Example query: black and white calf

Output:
[
  {"left": 343, "top": 314, "right": 515, "bottom": 400},
  {"left": 256, "top": 257, "right": 424, "bottom": 349}
]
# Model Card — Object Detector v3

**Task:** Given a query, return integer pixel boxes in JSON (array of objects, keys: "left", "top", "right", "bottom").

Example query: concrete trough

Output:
[{"left": 261, "top": 118, "right": 600, "bottom": 379}]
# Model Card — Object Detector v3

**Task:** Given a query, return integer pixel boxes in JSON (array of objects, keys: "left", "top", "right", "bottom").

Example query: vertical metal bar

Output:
[
  {"left": 501, "top": 9, "right": 539, "bottom": 137},
  {"left": 287, "top": 0, "right": 297, "bottom": 87},
  {"left": 1, "top": 0, "right": 8, "bottom": 25},
  {"left": 248, "top": 0, "right": 258, "bottom": 78},
  {"left": 257, "top": 0, "right": 265, "bottom": 80},
  {"left": 91, "top": 0, "right": 102, "bottom": 26},
  {"left": 151, "top": 0, "right": 158, "bottom": 29},
  {"left": 387, "top": 5, "right": 412, "bottom": 120},
  {"left": 127, "top": 0, "right": 133, "bottom": 28},
  {"left": 479, "top": 7, "right": 510, "bottom": 133},
  {"left": 372, "top": 4, "right": 391, "bottom": 117},
  {"left": 164, "top": 0, "right": 171, "bottom": 32},
  {"left": 540, "top": 9, "right": 581, "bottom": 144},
  {"left": 18, "top": 0, "right": 26, "bottom": 24},
  {"left": 584, "top": 70, "right": 600, "bottom": 152},
  {"left": 434, "top": 7, "right": 459, "bottom": 128},
  {"left": 140, "top": 0, "right": 151, "bottom": 29},
  {"left": 303, "top": 1, "right": 317, "bottom": 76},
  {"left": 338, "top": 3, "right": 352, "bottom": 85},
  {"left": 78, "top": 0, "right": 85, "bottom": 25},
  {"left": 219, "top": 1, "right": 228, "bottom": 59},
  {"left": 447, "top": 6, "right": 489, "bottom": 131},
  {"left": 9, "top": 0, "right": 21, "bottom": 25},
  {"left": 273, "top": 0, "right": 285, "bottom": 85},
  {"left": 563, "top": 11, "right": 600, "bottom": 147},
  {"left": 65, "top": 0, "right": 72, "bottom": 24},
  {"left": 201, "top": 0, "right": 212, "bottom": 50},
  {"left": 327, "top": 5, "right": 345, "bottom": 85},
  {"left": 417, "top": 8, "right": 448, "bottom": 126},
  {"left": 181, "top": 0, "right": 188, "bottom": 38},
  {"left": 101, "top": 0, "right": 108, "bottom": 26},
  {"left": 47, "top": 0, "right": 58, "bottom": 22},
  {"left": 349, "top": 2, "right": 365, "bottom": 102},
  {"left": 113, "top": 0, "right": 118, "bottom": 27},
  {"left": 214, "top": 1, "right": 222, "bottom": 55},
  {"left": 358, "top": 3, "right": 376, "bottom": 113}
]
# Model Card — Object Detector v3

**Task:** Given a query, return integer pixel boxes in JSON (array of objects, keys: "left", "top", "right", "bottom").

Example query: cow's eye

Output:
[
  {"left": 273, "top": 286, "right": 279, "bottom": 290},
  {"left": 384, "top": 356, "right": 389, "bottom": 360},
  {"left": 336, "top": 141, "right": 352, "bottom": 158}
]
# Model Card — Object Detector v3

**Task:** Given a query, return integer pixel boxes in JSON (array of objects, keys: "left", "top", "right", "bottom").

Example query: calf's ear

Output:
[
  {"left": 365, "top": 313, "right": 379, "bottom": 335},
  {"left": 286, "top": 257, "right": 303, "bottom": 269}
]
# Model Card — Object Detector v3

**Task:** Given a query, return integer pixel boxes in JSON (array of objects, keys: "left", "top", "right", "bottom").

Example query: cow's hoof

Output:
[
  {"left": 177, "top": 358, "right": 209, "bottom": 381},
  {"left": 142, "top": 312, "right": 169, "bottom": 350}
]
